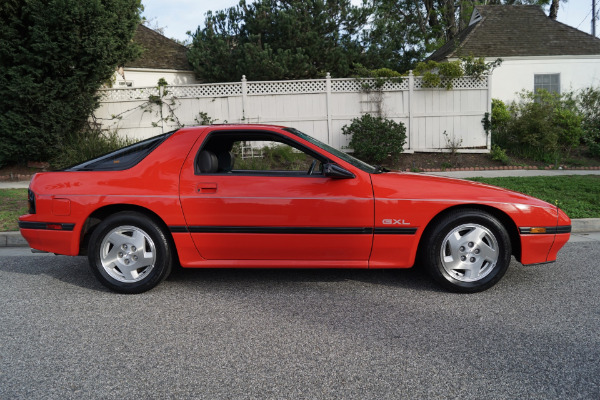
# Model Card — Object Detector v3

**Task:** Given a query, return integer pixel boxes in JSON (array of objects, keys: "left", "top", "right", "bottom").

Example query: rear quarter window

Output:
[{"left": 64, "top": 131, "right": 174, "bottom": 171}]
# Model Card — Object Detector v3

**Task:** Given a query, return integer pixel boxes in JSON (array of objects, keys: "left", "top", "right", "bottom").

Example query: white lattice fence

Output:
[
  {"left": 100, "top": 87, "right": 159, "bottom": 101},
  {"left": 331, "top": 78, "right": 410, "bottom": 92},
  {"left": 96, "top": 72, "right": 492, "bottom": 152},
  {"left": 412, "top": 76, "right": 489, "bottom": 90},
  {"left": 247, "top": 80, "right": 326, "bottom": 94},
  {"left": 169, "top": 83, "right": 242, "bottom": 97}
]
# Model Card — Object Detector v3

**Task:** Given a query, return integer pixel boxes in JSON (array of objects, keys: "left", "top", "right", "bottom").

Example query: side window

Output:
[
  {"left": 233, "top": 140, "right": 320, "bottom": 172},
  {"left": 196, "top": 133, "right": 324, "bottom": 176},
  {"left": 534, "top": 74, "right": 560, "bottom": 95}
]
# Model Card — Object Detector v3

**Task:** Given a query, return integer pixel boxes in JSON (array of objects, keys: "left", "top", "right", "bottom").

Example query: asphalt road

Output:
[{"left": 1, "top": 242, "right": 599, "bottom": 399}]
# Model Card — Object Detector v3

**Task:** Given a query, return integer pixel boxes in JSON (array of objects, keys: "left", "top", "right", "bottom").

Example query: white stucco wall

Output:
[
  {"left": 113, "top": 67, "right": 199, "bottom": 88},
  {"left": 481, "top": 56, "right": 600, "bottom": 103}
]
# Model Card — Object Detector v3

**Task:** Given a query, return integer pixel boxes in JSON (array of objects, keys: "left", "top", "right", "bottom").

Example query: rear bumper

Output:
[{"left": 18, "top": 221, "right": 79, "bottom": 256}]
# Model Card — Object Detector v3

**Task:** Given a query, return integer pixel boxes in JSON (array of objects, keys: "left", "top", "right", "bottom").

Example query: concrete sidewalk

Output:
[{"left": 0, "top": 181, "right": 30, "bottom": 189}]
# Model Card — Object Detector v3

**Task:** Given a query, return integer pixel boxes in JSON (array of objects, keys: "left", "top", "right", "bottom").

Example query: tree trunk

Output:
[
  {"left": 423, "top": 0, "right": 439, "bottom": 29},
  {"left": 440, "top": 0, "right": 457, "bottom": 40},
  {"left": 549, "top": 0, "right": 559, "bottom": 20}
]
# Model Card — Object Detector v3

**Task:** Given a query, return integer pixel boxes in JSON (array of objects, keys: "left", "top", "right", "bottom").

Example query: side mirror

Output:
[{"left": 323, "top": 163, "right": 355, "bottom": 179}]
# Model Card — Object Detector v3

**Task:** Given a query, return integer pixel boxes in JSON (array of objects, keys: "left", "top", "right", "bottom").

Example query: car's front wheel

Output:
[
  {"left": 88, "top": 212, "right": 173, "bottom": 294},
  {"left": 422, "top": 209, "right": 511, "bottom": 293}
]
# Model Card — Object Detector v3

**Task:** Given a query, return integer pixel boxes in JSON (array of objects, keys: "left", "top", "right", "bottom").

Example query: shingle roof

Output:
[
  {"left": 126, "top": 25, "right": 192, "bottom": 71},
  {"left": 428, "top": 5, "right": 600, "bottom": 61}
]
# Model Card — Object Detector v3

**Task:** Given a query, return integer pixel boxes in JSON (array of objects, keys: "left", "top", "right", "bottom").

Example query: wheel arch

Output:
[
  {"left": 417, "top": 204, "right": 521, "bottom": 263},
  {"left": 79, "top": 204, "right": 179, "bottom": 262}
]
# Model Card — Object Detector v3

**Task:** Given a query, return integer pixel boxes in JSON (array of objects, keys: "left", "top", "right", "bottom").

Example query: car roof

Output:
[{"left": 182, "top": 123, "right": 287, "bottom": 131}]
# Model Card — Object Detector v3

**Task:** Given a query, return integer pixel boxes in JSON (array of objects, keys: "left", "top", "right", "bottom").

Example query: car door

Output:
[{"left": 179, "top": 128, "right": 374, "bottom": 264}]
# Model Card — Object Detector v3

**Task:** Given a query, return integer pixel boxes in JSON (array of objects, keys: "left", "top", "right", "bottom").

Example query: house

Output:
[
  {"left": 428, "top": 5, "right": 600, "bottom": 102},
  {"left": 113, "top": 24, "right": 198, "bottom": 88}
]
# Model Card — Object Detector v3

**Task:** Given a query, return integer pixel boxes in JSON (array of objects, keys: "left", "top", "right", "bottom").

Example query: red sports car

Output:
[{"left": 19, "top": 124, "right": 571, "bottom": 293}]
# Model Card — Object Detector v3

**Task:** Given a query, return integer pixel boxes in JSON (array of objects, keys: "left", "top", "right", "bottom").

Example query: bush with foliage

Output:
[
  {"left": 414, "top": 60, "right": 463, "bottom": 89},
  {"left": 490, "top": 144, "right": 509, "bottom": 164},
  {"left": 413, "top": 57, "right": 501, "bottom": 90},
  {"left": 577, "top": 87, "right": 600, "bottom": 158},
  {"left": 461, "top": 56, "right": 503, "bottom": 80},
  {"left": 234, "top": 144, "right": 312, "bottom": 171},
  {"left": 352, "top": 64, "right": 404, "bottom": 90},
  {"left": 352, "top": 64, "right": 403, "bottom": 79},
  {"left": 0, "top": 0, "right": 142, "bottom": 167},
  {"left": 490, "top": 98, "right": 511, "bottom": 132},
  {"left": 491, "top": 91, "right": 583, "bottom": 163},
  {"left": 342, "top": 114, "right": 406, "bottom": 164}
]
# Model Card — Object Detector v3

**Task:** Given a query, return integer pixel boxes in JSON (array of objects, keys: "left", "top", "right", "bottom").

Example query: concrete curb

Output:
[
  {"left": 2, "top": 219, "right": 599, "bottom": 248},
  {"left": 571, "top": 218, "right": 600, "bottom": 234},
  {"left": 0, "top": 232, "right": 29, "bottom": 247}
]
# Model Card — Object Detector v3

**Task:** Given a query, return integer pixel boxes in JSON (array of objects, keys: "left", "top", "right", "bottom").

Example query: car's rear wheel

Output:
[
  {"left": 422, "top": 209, "right": 511, "bottom": 293},
  {"left": 88, "top": 212, "right": 172, "bottom": 294}
]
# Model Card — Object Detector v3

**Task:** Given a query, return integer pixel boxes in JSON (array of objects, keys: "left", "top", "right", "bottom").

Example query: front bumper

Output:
[{"left": 519, "top": 225, "right": 571, "bottom": 265}]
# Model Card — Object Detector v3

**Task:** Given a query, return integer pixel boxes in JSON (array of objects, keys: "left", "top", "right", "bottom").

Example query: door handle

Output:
[{"left": 197, "top": 182, "right": 217, "bottom": 193}]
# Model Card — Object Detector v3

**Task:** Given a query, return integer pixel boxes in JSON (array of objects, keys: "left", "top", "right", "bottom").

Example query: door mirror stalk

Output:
[{"left": 323, "top": 163, "right": 355, "bottom": 179}]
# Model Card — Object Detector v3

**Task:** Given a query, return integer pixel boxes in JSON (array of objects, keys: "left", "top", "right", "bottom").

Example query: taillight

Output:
[{"left": 28, "top": 189, "right": 36, "bottom": 214}]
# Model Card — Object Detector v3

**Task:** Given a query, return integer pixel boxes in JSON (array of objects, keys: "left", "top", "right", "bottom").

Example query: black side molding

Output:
[
  {"left": 18, "top": 221, "right": 75, "bottom": 231},
  {"left": 374, "top": 228, "right": 418, "bottom": 235},
  {"left": 169, "top": 226, "right": 418, "bottom": 235},
  {"left": 519, "top": 226, "right": 571, "bottom": 235}
]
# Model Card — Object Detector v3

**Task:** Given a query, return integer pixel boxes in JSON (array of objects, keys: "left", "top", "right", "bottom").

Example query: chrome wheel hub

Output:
[
  {"left": 440, "top": 223, "right": 499, "bottom": 282},
  {"left": 99, "top": 225, "right": 156, "bottom": 283}
]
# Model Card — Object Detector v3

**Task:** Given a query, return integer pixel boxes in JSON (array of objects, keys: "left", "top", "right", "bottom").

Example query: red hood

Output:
[{"left": 371, "top": 172, "right": 556, "bottom": 209}]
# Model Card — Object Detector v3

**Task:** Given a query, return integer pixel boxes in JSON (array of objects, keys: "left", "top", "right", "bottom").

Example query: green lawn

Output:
[
  {"left": 1, "top": 175, "right": 598, "bottom": 232},
  {"left": 469, "top": 175, "right": 600, "bottom": 219},
  {"left": 0, "top": 188, "right": 28, "bottom": 232}
]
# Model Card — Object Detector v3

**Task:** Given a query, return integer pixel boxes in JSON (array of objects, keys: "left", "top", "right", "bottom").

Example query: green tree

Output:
[
  {"left": 188, "top": 0, "right": 370, "bottom": 82},
  {"left": 0, "top": 0, "right": 142, "bottom": 167},
  {"left": 361, "top": 0, "right": 427, "bottom": 72}
]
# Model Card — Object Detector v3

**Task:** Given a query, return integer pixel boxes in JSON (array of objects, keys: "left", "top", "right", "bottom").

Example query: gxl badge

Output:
[{"left": 382, "top": 219, "right": 410, "bottom": 225}]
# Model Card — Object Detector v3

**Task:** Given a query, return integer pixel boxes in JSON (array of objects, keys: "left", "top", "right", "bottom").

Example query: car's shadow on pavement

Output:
[
  {"left": 166, "top": 264, "right": 444, "bottom": 293},
  {"left": 0, "top": 253, "right": 444, "bottom": 293},
  {"left": 0, "top": 255, "right": 110, "bottom": 293}
]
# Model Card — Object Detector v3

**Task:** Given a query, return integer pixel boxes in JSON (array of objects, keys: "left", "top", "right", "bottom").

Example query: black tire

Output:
[
  {"left": 422, "top": 209, "right": 511, "bottom": 293},
  {"left": 88, "top": 211, "right": 173, "bottom": 294}
]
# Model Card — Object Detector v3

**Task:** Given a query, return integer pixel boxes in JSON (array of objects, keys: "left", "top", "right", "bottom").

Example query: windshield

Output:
[{"left": 284, "top": 127, "right": 379, "bottom": 174}]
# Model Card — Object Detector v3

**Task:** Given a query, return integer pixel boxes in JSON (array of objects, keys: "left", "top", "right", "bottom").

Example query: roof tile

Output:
[
  {"left": 428, "top": 5, "right": 600, "bottom": 61},
  {"left": 127, "top": 25, "right": 192, "bottom": 71}
]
